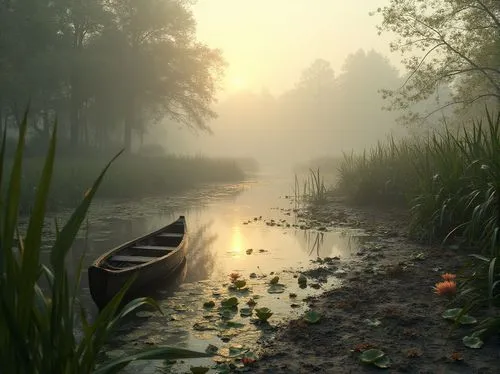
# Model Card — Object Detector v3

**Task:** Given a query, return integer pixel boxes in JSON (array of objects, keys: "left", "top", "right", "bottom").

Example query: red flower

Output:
[
  {"left": 242, "top": 357, "right": 255, "bottom": 365},
  {"left": 441, "top": 273, "right": 456, "bottom": 281},
  {"left": 434, "top": 281, "right": 457, "bottom": 296}
]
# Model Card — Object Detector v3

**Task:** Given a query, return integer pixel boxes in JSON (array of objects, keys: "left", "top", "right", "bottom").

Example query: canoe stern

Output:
[{"left": 88, "top": 265, "right": 110, "bottom": 310}]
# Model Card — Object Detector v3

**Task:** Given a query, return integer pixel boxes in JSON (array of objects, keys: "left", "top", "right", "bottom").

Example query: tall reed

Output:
[
  {"left": 337, "top": 109, "right": 500, "bottom": 335},
  {"left": 0, "top": 111, "right": 210, "bottom": 373}
]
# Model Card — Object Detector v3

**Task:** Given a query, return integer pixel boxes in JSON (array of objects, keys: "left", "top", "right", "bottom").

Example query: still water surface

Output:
[{"left": 36, "top": 172, "right": 367, "bottom": 372}]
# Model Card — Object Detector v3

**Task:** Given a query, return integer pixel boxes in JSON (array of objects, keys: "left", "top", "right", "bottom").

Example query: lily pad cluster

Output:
[
  {"left": 441, "top": 308, "right": 484, "bottom": 348},
  {"left": 359, "top": 349, "right": 391, "bottom": 369}
]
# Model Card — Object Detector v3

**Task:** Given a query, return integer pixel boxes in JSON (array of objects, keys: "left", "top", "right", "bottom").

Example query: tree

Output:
[
  {"left": 0, "top": 0, "right": 225, "bottom": 153},
  {"left": 295, "top": 58, "right": 335, "bottom": 99},
  {"left": 104, "top": 0, "right": 225, "bottom": 151},
  {"left": 375, "top": 0, "right": 500, "bottom": 123}
]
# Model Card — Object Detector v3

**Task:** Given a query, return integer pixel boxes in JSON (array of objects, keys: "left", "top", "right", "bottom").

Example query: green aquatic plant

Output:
[
  {"left": 254, "top": 307, "right": 273, "bottom": 322},
  {"left": 0, "top": 111, "right": 210, "bottom": 373}
]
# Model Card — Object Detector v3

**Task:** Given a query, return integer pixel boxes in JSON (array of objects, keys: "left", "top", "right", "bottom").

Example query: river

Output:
[{"left": 36, "top": 170, "right": 367, "bottom": 373}]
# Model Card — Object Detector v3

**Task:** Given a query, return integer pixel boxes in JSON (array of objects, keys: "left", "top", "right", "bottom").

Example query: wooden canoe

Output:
[{"left": 88, "top": 215, "right": 188, "bottom": 309}]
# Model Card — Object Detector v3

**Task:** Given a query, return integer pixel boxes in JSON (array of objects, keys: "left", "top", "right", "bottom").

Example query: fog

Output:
[
  {"left": 0, "top": 0, "right": 449, "bottom": 172},
  {"left": 150, "top": 51, "right": 408, "bottom": 168}
]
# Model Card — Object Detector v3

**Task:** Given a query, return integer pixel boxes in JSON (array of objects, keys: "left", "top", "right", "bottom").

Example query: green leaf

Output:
[
  {"left": 50, "top": 150, "right": 123, "bottom": 276},
  {"left": 462, "top": 335, "right": 484, "bottom": 349},
  {"left": 442, "top": 308, "right": 462, "bottom": 320},
  {"left": 240, "top": 307, "right": 253, "bottom": 317},
  {"left": 20, "top": 120, "right": 57, "bottom": 314},
  {"left": 93, "top": 347, "right": 212, "bottom": 374},
  {"left": 221, "top": 297, "right": 238, "bottom": 308},
  {"left": 255, "top": 307, "right": 273, "bottom": 322},
  {"left": 234, "top": 280, "right": 247, "bottom": 289},
  {"left": 363, "top": 318, "right": 382, "bottom": 327},
  {"left": 267, "top": 284, "right": 285, "bottom": 294},
  {"left": 441, "top": 308, "right": 476, "bottom": 325},
  {"left": 203, "top": 300, "right": 215, "bottom": 308},
  {"left": 374, "top": 355, "right": 391, "bottom": 368},
  {"left": 457, "top": 315, "right": 477, "bottom": 325},
  {"left": 360, "top": 349, "right": 385, "bottom": 363},
  {"left": 304, "top": 310, "right": 321, "bottom": 324},
  {"left": 220, "top": 309, "right": 236, "bottom": 320}
]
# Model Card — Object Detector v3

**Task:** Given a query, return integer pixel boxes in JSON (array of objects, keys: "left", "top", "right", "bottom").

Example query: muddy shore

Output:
[{"left": 251, "top": 195, "right": 500, "bottom": 373}]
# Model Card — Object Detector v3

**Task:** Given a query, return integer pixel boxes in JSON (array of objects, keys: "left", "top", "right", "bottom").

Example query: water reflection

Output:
[
  {"left": 184, "top": 221, "right": 218, "bottom": 283},
  {"left": 26, "top": 175, "right": 371, "bottom": 372}
]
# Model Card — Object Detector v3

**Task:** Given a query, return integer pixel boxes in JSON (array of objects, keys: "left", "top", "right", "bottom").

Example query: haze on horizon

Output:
[{"left": 148, "top": 0, "right": 419, "bottom": 169}]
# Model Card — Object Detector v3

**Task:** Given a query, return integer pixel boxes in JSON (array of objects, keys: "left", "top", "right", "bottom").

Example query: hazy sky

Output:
[{"left": 192, "top": 0, "right": 400, "bottom": 96}]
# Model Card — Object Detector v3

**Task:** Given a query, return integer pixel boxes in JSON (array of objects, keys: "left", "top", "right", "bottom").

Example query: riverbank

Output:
[
  {"left": 252, "top": 194, "right": 500, "bottom": 373},
  {"left": 12, "top": 154, "right": 249, "bottom": 212}
]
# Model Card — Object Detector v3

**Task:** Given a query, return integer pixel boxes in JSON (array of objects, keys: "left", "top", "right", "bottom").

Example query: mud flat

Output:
[{"left": 252, "top": 194, "right": 500, "bottom": 374}]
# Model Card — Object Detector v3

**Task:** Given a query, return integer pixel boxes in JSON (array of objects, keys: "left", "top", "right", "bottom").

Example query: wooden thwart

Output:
[
  {"left": 157, "top": 233, "right": 184, "bottom": 238},
  {"left": 110, "top": 255, "right": 158, "bottom": 263},
  {"left": 132, "top": 245, "right": 175, "bottom": 251}
]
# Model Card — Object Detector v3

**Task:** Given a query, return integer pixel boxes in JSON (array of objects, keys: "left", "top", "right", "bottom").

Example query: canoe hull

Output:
[{"left": 88, "top": 216, "right": 187, "bottom": 310}]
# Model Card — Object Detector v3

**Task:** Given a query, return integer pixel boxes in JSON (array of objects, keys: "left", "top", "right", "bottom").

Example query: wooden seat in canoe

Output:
[
  {"left": 110, "top": 255, "right": 158, "bottom": 263},
  {"left": 157, "top": 233, "right": 184, "bottom": 238},
  {"left": 132, "top": 245, "right": 176, "bottom": 251}
]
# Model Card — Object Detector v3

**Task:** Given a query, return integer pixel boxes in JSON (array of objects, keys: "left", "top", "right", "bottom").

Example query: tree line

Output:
[{"left": 0, "top": 0, "right": 224, "bottom": 153}]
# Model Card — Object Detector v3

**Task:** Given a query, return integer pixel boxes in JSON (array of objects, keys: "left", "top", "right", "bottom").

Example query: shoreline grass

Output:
[
  {"left": 0, "top": 111, "right": 211, "bottom": 373},
  {"left": 336, "top": 109, "right": 500, "bottom": 340},
  {"left": 8, "top": 154, "right": 247, "bottom": 212}
]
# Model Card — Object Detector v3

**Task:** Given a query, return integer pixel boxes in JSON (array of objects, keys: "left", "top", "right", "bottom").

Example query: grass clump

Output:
[
  {"left": 0, "top": 111, "right": 210, "bottom": 373},
  {"left": 337, "top": 109, "right": 500, "bottom": 340},
  {"left": 294, "top": 168, "right": 328, "bottom": 205}
]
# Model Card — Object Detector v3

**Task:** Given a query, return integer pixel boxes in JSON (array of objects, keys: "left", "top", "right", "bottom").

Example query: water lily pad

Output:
[
  {"left": 304, "top": 310, "right": 321, "bottom": 324},
  {"left": 255, "top": 307, "right": 273, "bottom": 322},
  {"left": 364, "top": 318, "right": 382, "bottom": 327},
  {"left": 360, "top": 349, "right": 385, "bottom": 363},
  {"left": 190, "top": 367, "right": 209, "bottom": 374},
  {"left": 267, "top": 284, "right": 286, "bottom": 294},
  {"left": 234, "top": 280, "right": 247, "bottom": 289},
  {"left": 221, "top": 297, "right": 239, "bottom": 308},
  {"left": 240, "top": 307, "right": 253, "bottom": 317},
  {"left": 442, "top": 308, "right": 477, "bottom": 325},
  {"left": 463, "top": 335, "right": 484, "bottom": 349},
  {"left": 249, "top": 272, "right": 257, "bottom": 278},
  {"left": 457, "top": 315, "right": 477, "bottom": 325},
  {"left": 220, "top": 309, "right": 236, "bottom": 320},
  {"left": 374, "top": 355, "right": 391, "bottom": 368},
  {"left": 269, "top": 276, "right": 279, "bottom": 284},
  {"left": 289, "top": 293, "right": 297, "bottom": 298},
  {"left": 442, "top": 308, "right": 462, "bottom": 320},
  {"left": 203, "top": 300, "right": 215, "bottom": 308},
  {"left": 298, "top": 274, "right": 307, "bottom": 286},
  {"left": 246, "top": 248, "right": 253, "bottom": 255}
]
